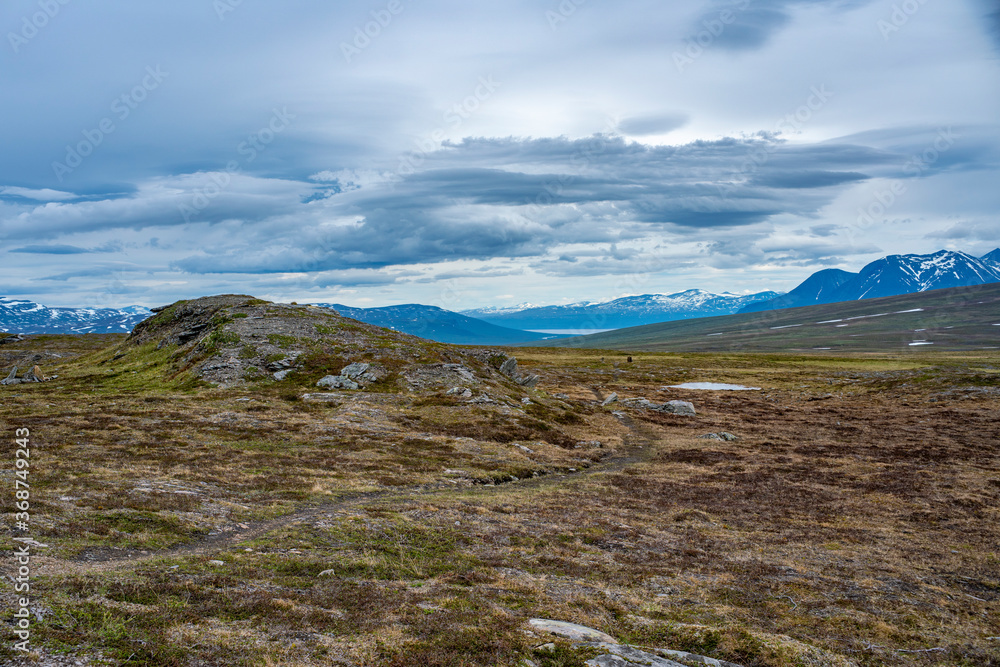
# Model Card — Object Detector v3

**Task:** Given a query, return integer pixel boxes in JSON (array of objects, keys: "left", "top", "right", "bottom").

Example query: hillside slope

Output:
[
  {"left": 744, "top": 249, "right": 1000, "bottom": 313},
  {"left": 539, "top": 282, "right": 1000, "bottom": 353},
  {"left": 740, "top": 268, "right": 857, "bottom": 313}
]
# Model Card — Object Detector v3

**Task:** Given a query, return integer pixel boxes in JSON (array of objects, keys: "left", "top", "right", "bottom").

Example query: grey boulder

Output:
[
  {"left": 699, "top": 432, "right": 738, "bottom": 441},
  {"left": 498, "top": 356, "right": 541, "bottom": 388},
  {"left": 626, "top": 398, "right": 696, "bottom": 416},
  {"left": 659, "top": 400, "right": 696, "bottom": 416},
  {"left": 316, "top": 375, "right": 359, "bottom": 390},
  {"left": 499, "top": 357, "right": 519, "bottom": 378},
  {"left": 528, "top": 619, "right": 616, "bottom": 644},
  {"left": 341, "top": 362, "right": 381, "bottom": 383}
]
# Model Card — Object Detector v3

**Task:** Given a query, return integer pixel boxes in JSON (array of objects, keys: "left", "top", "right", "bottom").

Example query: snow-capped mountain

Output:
[
  {"left": 315, "top": 303, "right": 567, "bottom": 345},
  {"left": 742, "top": 249, "right": 1000, "bottom": 313},
  {"left": 980, "top": 248, "right": 1000, "bottom": 271},
  {"left": 463, "top": 289, "right": 783, "bottom": 330},
  {"left": 843, "top": 250, "right": 1000, "bottom": 299},
  {"left": 0, "top": 297, "right": 152, "bottom": 334},
  {"left": 740, "top": 268, "right": 858, "bottom": 313}
]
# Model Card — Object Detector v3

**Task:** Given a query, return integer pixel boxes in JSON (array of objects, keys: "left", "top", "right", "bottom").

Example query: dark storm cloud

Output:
[
  {"left": 11, "top": 244, "right": 91, "bottom": 255},
  {"left": 750, "top": 170, "right": 870, "bottom": 188},
  {"left": 979, "top": 0, "right": 1000, "bottom": 49},
  {"left": 2, "top": 0, "right": 997, "bottom": 304},
  {"left": 164, "top": 131, "right": 928, "bottom": 275},
  {"left": 689, "top": 0, "right": 875, "bottom": 52}
]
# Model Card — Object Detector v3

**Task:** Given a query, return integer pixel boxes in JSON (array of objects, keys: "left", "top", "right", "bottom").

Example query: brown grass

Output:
[{"left": 1, "top": 339, "right": 998, "bottom": 665}]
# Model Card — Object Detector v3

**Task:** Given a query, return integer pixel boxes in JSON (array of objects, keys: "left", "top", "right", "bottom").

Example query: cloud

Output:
[
  {"left": 688, "top": 0, "right": 875, "bottom": 52},
  {"left": 924, "top": 220, "right": 1000, "bottom": 242},
  {"left": 0, "top": 187, "right": 76, "bottom": 202},
  {"left": 9, "top": 241, "right": 123, "bottom": 254},
  {"left": 617, "top": 113, "right": 690, "bottom": 136},
  {"left": 750, "top": 170, "right": 870, "bottom": 189},
  {"left": 6, "top": 127, "right": 968, "bottom": 281},
  {"left": 10, "top": 244, "right": 91, "bottom": 255}
]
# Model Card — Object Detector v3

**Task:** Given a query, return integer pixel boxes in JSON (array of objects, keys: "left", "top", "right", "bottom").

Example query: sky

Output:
[{"left": 1, "top": 0, "right": 998, "bottom": 310}]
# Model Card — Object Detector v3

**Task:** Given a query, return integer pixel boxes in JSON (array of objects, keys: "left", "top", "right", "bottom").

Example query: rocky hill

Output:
[{"left": 117, "top": 294, "right": 542, "bottom": 399}]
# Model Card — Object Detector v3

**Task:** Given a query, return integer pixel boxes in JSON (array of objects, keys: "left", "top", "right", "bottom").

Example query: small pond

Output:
[{"left": 668, "top": 382, "right": 761, "bottom": 391}]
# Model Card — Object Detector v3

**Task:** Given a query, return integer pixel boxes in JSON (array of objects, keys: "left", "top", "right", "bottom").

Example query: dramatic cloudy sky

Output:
[{"left": 1, "top": 0, "right": 998, "bottom": 308}]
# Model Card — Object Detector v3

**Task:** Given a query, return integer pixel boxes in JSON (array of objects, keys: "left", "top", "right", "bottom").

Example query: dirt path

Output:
[{"left": 32, "top": 400, "right": 659, "bottom": 574}]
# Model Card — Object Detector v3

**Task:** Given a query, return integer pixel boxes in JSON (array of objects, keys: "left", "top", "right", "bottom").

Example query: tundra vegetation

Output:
[{"left": 0, "top": 296, "right": 997, "bottom": 666}]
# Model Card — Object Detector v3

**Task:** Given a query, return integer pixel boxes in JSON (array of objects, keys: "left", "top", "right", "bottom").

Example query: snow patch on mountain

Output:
[{"left": 0, "top": 298, "right": 152, "bottom": 334}]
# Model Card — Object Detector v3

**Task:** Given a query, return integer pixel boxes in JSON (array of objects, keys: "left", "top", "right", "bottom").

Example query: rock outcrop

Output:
[
  {"left": 527, "top": 619, "right": 745, "bottom": 667},
  {"left": 623, "top": 398, "right": 697, "bottom": 416},
  {"left": 1, "top": 365, "right": 53, "bottom": 386},
  {"left": 495, "top": 354, "right": 541, "bottom": 388}
]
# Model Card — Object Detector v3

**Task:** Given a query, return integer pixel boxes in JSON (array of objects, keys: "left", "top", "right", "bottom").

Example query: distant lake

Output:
[{"left": 528, "top": 329, "right": 616, "bottom": 335}]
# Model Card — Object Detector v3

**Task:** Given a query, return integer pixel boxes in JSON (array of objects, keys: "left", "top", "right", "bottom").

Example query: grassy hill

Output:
[
  {"left": 538, "top": 282, "right": 1000, "bottom": 353},
  {"left": 3, "top": 295, "right": 999, "bottom": 666}
]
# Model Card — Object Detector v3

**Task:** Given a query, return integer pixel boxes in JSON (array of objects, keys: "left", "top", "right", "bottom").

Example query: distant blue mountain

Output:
[
  {"left": 462, "top": 289, "right": 782, "bottom": 331},
  {"left": 740, "top": 269, "right": 858, "bottom": 313},
  {"left": 742, "top": 249, "right": 1000, "bottom": 312},
  {"left": 981, "top": 248, "right": 1000, "bottom": 271},
  {"left": 0, "top": 297, "right": 151, "bottom": 334},
  {"left": 314, "top": 303, "right": 567, "bottom": 345}
]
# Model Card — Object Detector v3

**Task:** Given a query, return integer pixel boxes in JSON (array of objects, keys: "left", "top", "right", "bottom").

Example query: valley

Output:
[{"left": 1, "top": 296, "right": 998, "bottom": 666}]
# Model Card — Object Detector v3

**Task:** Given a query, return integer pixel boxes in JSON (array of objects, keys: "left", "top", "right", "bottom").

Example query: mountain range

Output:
[
  {"left": 3, "top": 248, "right": 1000, "bottom": 342},
  {"left": 462, "top": 290, "right": 783, "bottom": 331},
  {"left": 314, "top": 303, "right": 567, "bottom": 345},
  {"left": 0, "top": 297, "right": 151, "bottom": 334},
  {"left": 741, "top": 249, "right": 1000, "bottom": 313}
]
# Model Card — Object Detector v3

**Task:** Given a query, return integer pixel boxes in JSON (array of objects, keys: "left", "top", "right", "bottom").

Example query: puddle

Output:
[{"left": 668, "top": 382, "right": 761, "bottom": 391}]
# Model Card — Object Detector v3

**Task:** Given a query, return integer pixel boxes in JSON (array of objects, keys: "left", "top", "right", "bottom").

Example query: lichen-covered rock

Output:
[
  {"left": 699, "top": 432, "right": 738, "bottom": 441},
  {"left": 528, "top": 619, "right": 617, "bottom": 644},
  {"left": 519, "top": 374, "right": 540, "bottom": 388},
  {"left": 317, "top": 375, "right": 359, "bottom": 390},
  {"left": 659, "top": 400, "right": 696, "bottom": 416},
  {"left": 500, "top": 357, "right": 519, "bottom": 378},
  {"left": 623, "top": 398, "right": 696, "bottom": 416}
]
